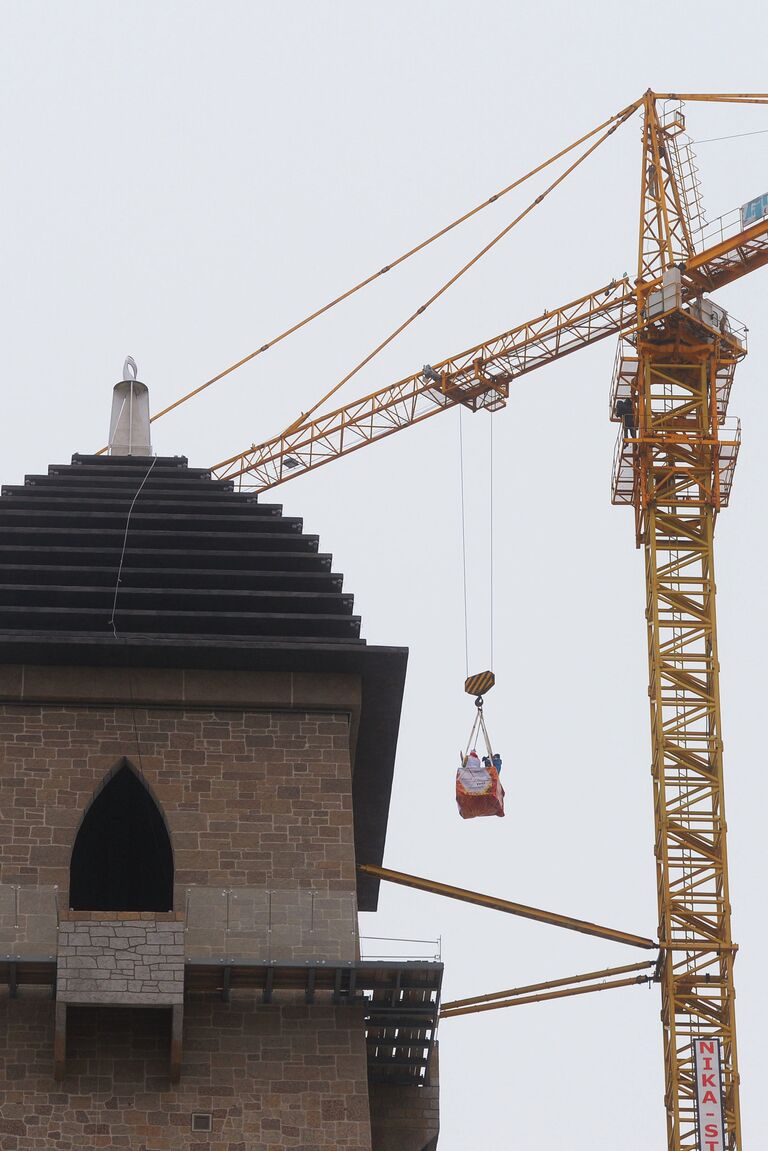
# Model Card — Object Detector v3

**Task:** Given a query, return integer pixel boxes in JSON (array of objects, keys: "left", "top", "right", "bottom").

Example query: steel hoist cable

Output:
[
  {"left": 489, "top": 410, "right": 495, "bottom": 673},
  {"left": 93, "top": 100, "right": 641, "bottom": 453},
  {"left": 287, "top": 110, "right": 635, "bottom": 437},
  {"left": 458, "top": 406, "right": 470, "bottom": 681},
  {"left": 458, "top": 406, "right": 496, "bottom": 682}
]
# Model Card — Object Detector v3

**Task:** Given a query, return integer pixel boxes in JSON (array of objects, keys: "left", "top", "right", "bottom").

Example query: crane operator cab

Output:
[{"left": 456, "top": 672, "right": 505, "bottom": 819}]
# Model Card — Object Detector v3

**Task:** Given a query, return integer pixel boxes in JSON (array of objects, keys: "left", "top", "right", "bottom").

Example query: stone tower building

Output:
[{"left": 0, "top": 439, "right": 440, "bottom": 1149}]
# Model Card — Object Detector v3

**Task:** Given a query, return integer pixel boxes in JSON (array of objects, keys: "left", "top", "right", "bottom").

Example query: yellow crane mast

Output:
[
  {"left": 615, "top": 92, "right": 748, "bottom": 1151},
  {"left": 637, "top": 311, "right": 740, "bottom": 1149},
  {"left": 140, "top": 91, "right": 768, "bottom": 1150}
]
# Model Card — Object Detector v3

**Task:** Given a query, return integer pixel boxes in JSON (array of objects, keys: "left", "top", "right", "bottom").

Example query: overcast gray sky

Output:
[{"left": 1, "top": 2, "right": 767, "bottom": 1147}]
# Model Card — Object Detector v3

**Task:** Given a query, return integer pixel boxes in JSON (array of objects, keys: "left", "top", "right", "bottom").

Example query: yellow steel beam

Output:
[
  {"left": 441, "top": 974, "right": 655, "bottom": 1019},
  {"left": 359, "top": 864, "right": 656, "bottom": 949},
  {"left": 442, "top": 960, "right": 656, "bottom": 1013},
  {"left": 652, "top": 92, "right": 768, "bottom": 103},
  {"left": 687, "top": 217, "right": 768, "bottom": 273}
]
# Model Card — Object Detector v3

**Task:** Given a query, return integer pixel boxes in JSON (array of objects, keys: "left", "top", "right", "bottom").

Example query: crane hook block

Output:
[{"left": 465, "top": 670, "right": 495, "bottom": 698}]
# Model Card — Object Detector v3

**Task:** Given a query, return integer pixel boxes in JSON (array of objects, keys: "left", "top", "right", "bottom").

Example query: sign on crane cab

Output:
[
  {"left": 741, "top": 192, "right": 768, "bottom": 230},
  {"left": 693, "top": 1038, "right": 725, "bottom": 1151}
]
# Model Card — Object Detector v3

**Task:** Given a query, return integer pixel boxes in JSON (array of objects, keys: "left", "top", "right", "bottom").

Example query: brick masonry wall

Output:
[
  {"left": 0, "top": 704, "right": 355, "bottom": 904},
  {"left": 57, "top": 914, "right": 185, "bottom": 1005},
  {"left": 0, "top": 990, "right": 373, "bottom": 1150}
]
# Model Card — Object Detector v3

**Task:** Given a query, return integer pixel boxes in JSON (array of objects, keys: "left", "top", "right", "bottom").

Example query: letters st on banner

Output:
[{"left": 693, "top": 1038, "right": 726, "bottom": 1151}]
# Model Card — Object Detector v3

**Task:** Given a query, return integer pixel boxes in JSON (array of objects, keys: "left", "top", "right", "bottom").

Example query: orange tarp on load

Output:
[{"left": 456, "top": 752, "right": 505, "bottom": 819}]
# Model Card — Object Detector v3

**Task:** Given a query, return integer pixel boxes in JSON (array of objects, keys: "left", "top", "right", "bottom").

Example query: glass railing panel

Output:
[
  {"left": 0, "top": 884, "right": 59, "bottom": 958},
  {"left": 183, "top": 886, "right": 227, "bottom": 959},
  {"left": 226, "top": 888, "right": 271, "bottom": 961},
  {"left": 182, "top": 886, "right": 359, "bottom": 963}
]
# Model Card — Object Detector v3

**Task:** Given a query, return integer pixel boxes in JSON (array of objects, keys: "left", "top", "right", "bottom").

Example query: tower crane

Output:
[{"left": 140, "top": 90, "right": 768, "bottom": 1151}]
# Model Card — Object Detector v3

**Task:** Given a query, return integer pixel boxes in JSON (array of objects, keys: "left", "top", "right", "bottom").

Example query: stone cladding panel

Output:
[{"left": 57, "top": 914, "right": 185, "bottom": 1005}]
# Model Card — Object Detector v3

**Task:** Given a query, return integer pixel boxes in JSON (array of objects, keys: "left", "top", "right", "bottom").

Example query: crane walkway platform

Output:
[{"left": 610, "top": 420, "right": 741, "bottom": 508}]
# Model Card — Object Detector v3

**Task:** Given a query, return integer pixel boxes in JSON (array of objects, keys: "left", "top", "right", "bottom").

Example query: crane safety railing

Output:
[
  {"left": 610, "top": 415, "right": 741, "bottom": 509},
  {"left": 359, "top": 935, "right": 442, "bottom": 963},
  {"left": 610, "top": 424, "right": 637, "bottom": 507},
  {"left": 608, "top": 307, "right": 747, "bottom": 431},
  {"left": 717, "top": 416, "right": 742, "bottom": 506},
  {"left": 693, "top": 204, "right": 766, "bottom": 254},
  {"left": 608, "top": 341, "right": 640, "bottom": 421},
  {"left": 660, "top": 100, "right": 707, "bottom": 238}
]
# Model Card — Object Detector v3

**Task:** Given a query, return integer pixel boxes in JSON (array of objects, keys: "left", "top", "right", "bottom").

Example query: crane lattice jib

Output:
[
  {"left": 211, "top": 214, "right": 768, "bottom": 490},
  {"left": 211, "top": 279, "right": 634, "bottom": 486}
]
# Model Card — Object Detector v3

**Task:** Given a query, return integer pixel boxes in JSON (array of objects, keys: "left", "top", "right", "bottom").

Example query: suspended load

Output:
[{"left": 456, "top": 672, "right": 504, "bottom": 819}]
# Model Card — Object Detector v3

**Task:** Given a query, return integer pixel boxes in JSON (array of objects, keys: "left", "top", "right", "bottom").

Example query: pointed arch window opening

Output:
[{"left": 69, "top": 759, "right": 174, "bottom": 913}]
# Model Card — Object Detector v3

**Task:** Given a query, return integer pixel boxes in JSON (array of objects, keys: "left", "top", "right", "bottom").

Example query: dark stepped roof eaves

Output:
[
  {"left": 54, "top": 454, "right": 215, "bottom": 478},
  {"left": 0, "top": 454, "right": 361, "bottom": 648},
  {"left": 0, "top": 586, "right": 356, "bottom": 614},
  {"left": 1, "top": 492, "right": 286, "bottom": 516},
  {"left": 0, "top": 565, "right": 344, "bottom": 592},
  {"left": 0, "top": 528, "right": 320, "bottom": 554},
  {"left": 0, "top": 511, "right": 308, "bottom": 531},
  {"left": 0, "top": 607, "right": 361, "bottom": 640},
  {"left": 0, "top": 546, "right": 334, "bottom": 572},
  {"left": 14, "top": 477, "right": 248, "bottom": 497},
  {"left": 0, "top": 509, "right": 306, "bottom": 533}
]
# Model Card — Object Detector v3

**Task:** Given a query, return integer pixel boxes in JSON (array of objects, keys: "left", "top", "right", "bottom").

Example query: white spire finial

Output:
[{"left": 109, "top": 361, "right": 152, "bottom": 457}]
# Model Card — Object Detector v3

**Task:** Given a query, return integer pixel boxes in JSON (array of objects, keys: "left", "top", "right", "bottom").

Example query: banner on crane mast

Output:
[
  {"left": 693, "top": 1037, "right": 726, "bottom": 1151},
  {"left": 741, "top": 192, "right": 768, "bottom": 230}
]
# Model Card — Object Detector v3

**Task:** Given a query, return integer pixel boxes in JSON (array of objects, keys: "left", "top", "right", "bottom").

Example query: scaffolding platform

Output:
[
  {"left": 608, "top": 346, "right": 742, "bottom": 432},
  {"left": 610, "top": 418, "right": 741, "bottom": 508},
  {"left": 611, "top": 430, "right": 637, "bottom": 506}
]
